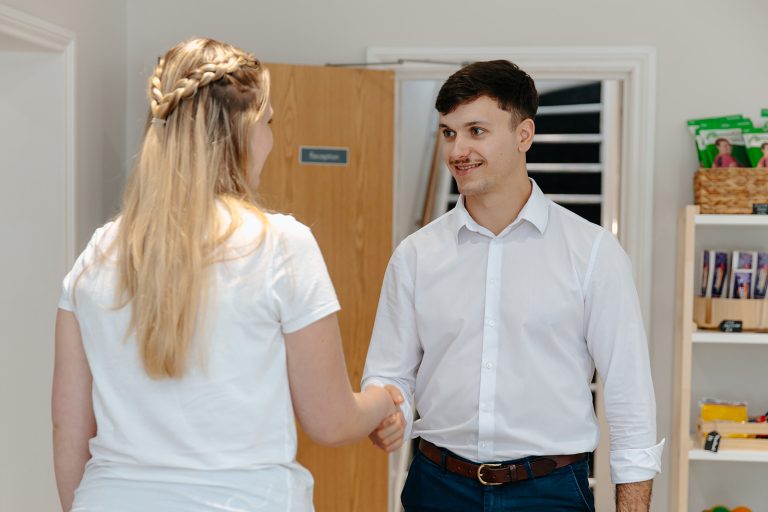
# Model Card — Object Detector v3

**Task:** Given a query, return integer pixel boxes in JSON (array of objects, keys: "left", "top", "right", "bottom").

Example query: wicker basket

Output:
[{"left": 694, "top": 167, "right": 768, "bottom": 214}]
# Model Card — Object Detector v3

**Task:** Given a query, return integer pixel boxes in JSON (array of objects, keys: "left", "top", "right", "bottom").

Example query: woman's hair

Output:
[{"left": 116, "top": 37, "right": 270, "bottom": 378}]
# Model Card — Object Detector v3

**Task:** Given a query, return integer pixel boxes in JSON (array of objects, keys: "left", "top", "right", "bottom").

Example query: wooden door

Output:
[{"left": 258, "top": 63, "right": 394, "bottom": 512}]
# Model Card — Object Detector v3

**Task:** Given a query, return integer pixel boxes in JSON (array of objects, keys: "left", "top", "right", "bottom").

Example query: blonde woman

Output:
[{"left": 52, "top": 38, "right": 403, "bottom": 512}]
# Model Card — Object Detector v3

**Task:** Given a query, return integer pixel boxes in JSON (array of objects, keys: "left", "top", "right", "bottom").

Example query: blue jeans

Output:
[{"left": 401, "top": 448, "right": 595, "bottom": 512}]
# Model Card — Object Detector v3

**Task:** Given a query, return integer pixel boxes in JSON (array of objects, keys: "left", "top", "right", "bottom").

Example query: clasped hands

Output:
[{"left": 369, "top": 385, "right": 406, "bottom": 453}]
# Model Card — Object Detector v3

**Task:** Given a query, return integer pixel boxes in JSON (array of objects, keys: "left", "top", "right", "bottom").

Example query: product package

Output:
[
  {"left": 701, "top": 250, "right": 730, "bottom": 297},
  {"left": 687, "top": 115, "right": 745, "bottom": 167},
  {"left": 754, "top": 252, "right": 768, "bottom": 299},
  {"left": 699, "top": 120, "right": 753, "bottom": 168},
  {"left": 729, "top": 251, "right": 756, "bottom": 298},
  {"left": 743, "top": 127, "right": 768, "bottom": 168},
  {"left": 700, "top": 398, "right": 748, "bottom": 422}
]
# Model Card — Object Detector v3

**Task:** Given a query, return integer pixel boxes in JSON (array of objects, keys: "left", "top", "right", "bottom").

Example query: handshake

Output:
[{"left": 369, "top": 385, "right": 407, "bottom": 453}]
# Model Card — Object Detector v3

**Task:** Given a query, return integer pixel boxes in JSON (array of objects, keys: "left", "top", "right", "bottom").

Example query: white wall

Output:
[
  {"left": 2, "top": 0, "right": 126, "bottom": 248},
  {"left": 0, "top": 51, "right": 65, "bottom": 511},
  {"left": 129, "top": 1, "right": 768, "bottom": 509},
  {"left": 0, "top": 2, "right": 125, "bottom": 510}
]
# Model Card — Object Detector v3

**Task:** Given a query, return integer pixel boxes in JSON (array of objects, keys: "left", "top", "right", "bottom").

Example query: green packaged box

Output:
[
  {"left": 744, "top": 127, "right": 768, "bottom": 168},
  {"left": 698, "top": 119, "right": 753, "bottom": 168},
  {"left": 687, "top": 115, "right": 745, "bottom": 167}
]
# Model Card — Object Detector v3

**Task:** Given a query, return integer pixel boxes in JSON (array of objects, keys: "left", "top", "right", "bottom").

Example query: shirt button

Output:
[
  {"left": 480, "top": 442, "right": 487, "bottom": 448},
  {"left": 488, "top": 320, "right": 496, "bottom": 327},
  {"left": 485, "top": 362, "right": 494, "bottom": 369}
]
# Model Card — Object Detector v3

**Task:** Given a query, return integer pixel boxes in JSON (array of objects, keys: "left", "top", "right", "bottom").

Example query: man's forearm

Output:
[{"left": 616, "top": 479, "right": 653, "bottom": 512}]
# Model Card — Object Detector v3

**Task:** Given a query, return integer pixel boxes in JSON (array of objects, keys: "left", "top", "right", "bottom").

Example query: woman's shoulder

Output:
[
  {"left": 230, "top": 207, "right": 315, "bottom": 250},
  {"left": 79, "top": 218, "right": 120, "bottom": 258}
]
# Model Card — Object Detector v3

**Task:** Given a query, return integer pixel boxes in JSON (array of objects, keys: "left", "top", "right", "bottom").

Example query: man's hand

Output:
[
  {"left": 369, "top": 385, "right": 406, "bottom": 452},
  {"left": 616, "top": 480, "right": 653, "bottom": 512}
]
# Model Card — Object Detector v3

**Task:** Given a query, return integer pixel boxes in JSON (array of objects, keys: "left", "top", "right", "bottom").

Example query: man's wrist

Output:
[{"left": 615, "top": 479, "right": 653, "bottom": 512}]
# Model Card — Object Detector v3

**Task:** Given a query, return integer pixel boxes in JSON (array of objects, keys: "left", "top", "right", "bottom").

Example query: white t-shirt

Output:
[{"left": 59, "top": 206, "right": 340, "bottom": 512}]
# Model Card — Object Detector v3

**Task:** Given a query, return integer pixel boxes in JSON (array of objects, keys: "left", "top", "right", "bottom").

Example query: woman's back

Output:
[{"left": 60, "top": 205, "right": 339, "bottom": 511}]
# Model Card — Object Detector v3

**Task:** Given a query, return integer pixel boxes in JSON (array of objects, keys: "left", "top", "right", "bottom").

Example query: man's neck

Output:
[{"left": 464, "top": 174, "right": 532, "bottom": 236}]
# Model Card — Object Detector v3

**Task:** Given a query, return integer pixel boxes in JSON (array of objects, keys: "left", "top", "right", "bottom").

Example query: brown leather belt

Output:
[{"left": 418, "top": 439, "right": 586, "bottom": 486}]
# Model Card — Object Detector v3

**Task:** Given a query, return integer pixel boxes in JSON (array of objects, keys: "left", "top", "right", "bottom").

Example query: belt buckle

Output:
[{"left": 477, "top": 463, "right": 503, "bottom": 486}]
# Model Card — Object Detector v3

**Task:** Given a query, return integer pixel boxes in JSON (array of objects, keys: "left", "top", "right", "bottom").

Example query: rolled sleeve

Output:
[
  {"left": 610, "top": 439, "right": 665, "bottom": 483},
  {"left": 585, "top": 232, "right": 664, "bottom": 482}
]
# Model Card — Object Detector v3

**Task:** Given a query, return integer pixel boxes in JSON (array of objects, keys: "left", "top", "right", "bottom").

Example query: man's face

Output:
[{"left": 438, "top": 96, "right": 532, "bottom": 198}]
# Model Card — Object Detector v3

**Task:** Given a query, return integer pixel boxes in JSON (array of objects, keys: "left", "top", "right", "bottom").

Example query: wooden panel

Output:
[
  {"left": 671, "top": 205, "right": 697, "bottom": 512},
  {"left": 258, "top": 63, "right": 394, "bottom": 512}
]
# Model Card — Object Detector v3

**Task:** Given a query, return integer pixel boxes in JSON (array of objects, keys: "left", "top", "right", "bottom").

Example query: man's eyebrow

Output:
[{"left": 439, "top": 120, "right": 489, "bottom": 129}]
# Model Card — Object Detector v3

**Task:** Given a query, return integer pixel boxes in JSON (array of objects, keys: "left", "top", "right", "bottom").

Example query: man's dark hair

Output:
[{"left": 435, "top": 60, "right": 539, "bottom": 123}]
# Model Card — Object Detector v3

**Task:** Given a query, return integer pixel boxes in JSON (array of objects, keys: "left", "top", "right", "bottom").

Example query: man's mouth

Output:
[{"left": 452, "top": 161, "right": 482, "bottom": 176}]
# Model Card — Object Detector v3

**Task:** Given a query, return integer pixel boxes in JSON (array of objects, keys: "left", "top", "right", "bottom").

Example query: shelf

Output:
[
  {"left": 533, "top": 134, "right": 603, "bottom": 144},
  {"left": 546, "top": 194, "right": 602, "bottom": 205},
  {"left": 537, "top": 103, "right": 602, "bottom": 115},
  {"left": 527, "top": 163, "right": 602, "bottom": 173},
  {"left": 695, "top": 214, "right": 768, "bottom": 226},
  {"left": 689, "top": 449, "right": 768, "bottom": 463},
  {"left": 693, "top": 331, "right": 768, "bottom": 344}
]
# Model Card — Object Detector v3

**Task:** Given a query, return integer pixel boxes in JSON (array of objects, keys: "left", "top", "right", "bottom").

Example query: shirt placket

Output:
[{"left": 477, "top": 236, "right": 503, "bottom": 461}]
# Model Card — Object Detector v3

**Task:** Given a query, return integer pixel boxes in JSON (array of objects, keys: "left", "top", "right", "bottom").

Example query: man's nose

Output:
[{"left": 449, "top": 136, "right": 471, "bottom": 161}]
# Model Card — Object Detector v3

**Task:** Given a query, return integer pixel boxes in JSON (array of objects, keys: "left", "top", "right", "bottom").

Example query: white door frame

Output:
[
  {"left": 368, "top": 46, "right": 657, "bottom": 333},
  {"left": 0, "top": 4, "right": 76, "bottom": 267}
]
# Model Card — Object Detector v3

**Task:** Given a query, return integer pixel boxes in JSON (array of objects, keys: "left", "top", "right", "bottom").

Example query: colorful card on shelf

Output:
[
  {"left": 732, "top": 271, "right": 752, "bottom": 299},
  {"left": 701, "top": 250, "right": 712, "bottom": 297},
  {"left": 755, "top": 252, "right": 768, "bottom": 299},
  {"left": 710, "top": 251, "right": 729, "bottom": 298}
]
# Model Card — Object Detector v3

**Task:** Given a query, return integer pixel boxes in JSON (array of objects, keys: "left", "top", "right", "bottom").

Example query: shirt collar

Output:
[{"left": 449, "top": 178, "right": 550, "bottom": 241}]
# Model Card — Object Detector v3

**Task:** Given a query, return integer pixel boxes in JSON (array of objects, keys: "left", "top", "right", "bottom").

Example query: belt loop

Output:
[
  {"left": 523, "top": 459, "right": 534, "bottom": 479},
  {"left": 440, "top": 447, "right": 447, "bottom": 475}
]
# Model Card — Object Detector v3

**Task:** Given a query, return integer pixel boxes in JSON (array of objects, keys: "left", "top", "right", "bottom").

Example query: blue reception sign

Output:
[{"left": 299, "top": 146, "right": 349, "bottom": 166}]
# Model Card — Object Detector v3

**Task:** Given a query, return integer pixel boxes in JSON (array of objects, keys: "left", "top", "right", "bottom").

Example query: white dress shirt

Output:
[{"left": 362, "top": 180, "right": 664, "bottom": 484}]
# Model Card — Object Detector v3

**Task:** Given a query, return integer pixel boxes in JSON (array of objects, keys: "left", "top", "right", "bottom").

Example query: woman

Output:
[{"left": 52, "top": 38, "right": 403, "bottom": 512}]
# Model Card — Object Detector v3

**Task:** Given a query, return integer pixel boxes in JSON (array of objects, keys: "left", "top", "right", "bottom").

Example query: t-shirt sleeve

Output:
[
  {"left": 58, "top": 224, "right": 108, "bottom": 313},
  {"left": 271, "top": 219, "right": 340, "bottom": 333}
]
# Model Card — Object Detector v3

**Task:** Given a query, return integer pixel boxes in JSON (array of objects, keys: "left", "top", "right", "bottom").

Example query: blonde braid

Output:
[{"left": 150, "top": 55, "right": 256, "bottom": 120}]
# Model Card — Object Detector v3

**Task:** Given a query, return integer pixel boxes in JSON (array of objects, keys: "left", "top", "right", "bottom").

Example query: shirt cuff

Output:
[
  {"left": 610, "top": 438, "right": 665, "bottom": 484},
  {"left": 362, "top": 379, "right": 414, "bottom": 443}
]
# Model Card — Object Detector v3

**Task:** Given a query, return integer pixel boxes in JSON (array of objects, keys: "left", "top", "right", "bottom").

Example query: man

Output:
[{"left": 363, "top": 60, "right": 663, "bottom": 512}]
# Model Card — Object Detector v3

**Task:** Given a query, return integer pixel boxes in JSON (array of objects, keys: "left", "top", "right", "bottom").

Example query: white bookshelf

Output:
[
  {"left": 689, "top": 449, "right": 768, "bottom": 463},
  {"left": 695, "top": 214, "right": 768, "bottom": 226},
  {"left": 672, "top": 205, "right": 768, "bottom": 512},
  {"left": 692, "top": 331, "right": 768, "bottom": 344}
]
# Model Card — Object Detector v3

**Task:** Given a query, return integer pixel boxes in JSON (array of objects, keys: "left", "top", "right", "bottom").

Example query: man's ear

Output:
[{"left": 517, "top": 118, "right": 535, "bottom": 153}]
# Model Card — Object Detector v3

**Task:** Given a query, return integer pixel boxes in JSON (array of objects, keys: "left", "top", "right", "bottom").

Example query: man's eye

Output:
[
  {"left": 442, "top": 129, "right": 455, "bottom": 138},
  {"left": 470, "top": 127, "right": 485, "bottom": 136}
]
